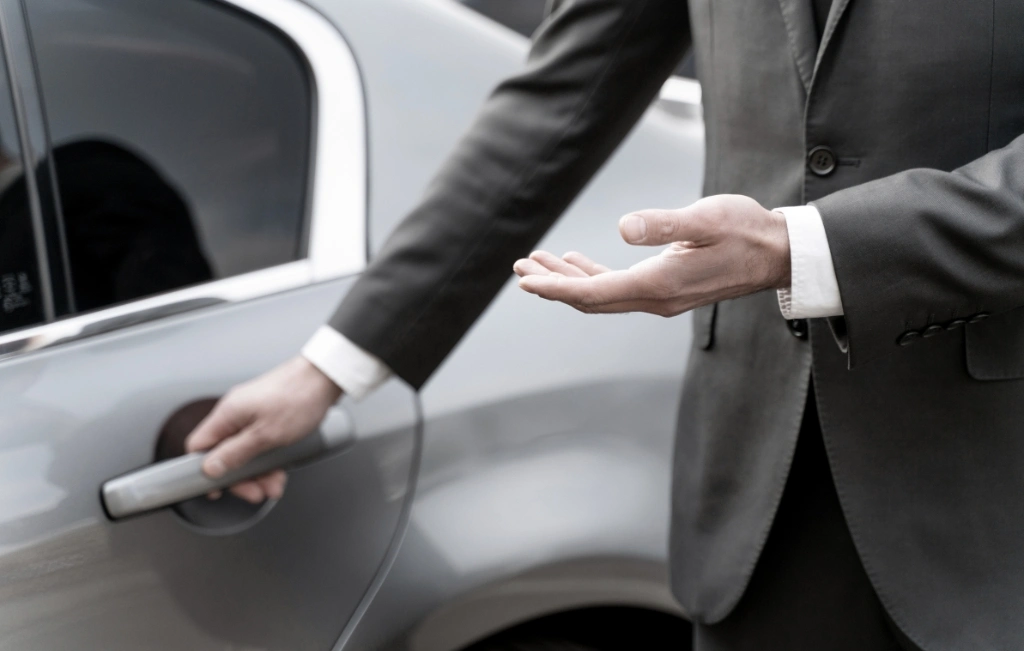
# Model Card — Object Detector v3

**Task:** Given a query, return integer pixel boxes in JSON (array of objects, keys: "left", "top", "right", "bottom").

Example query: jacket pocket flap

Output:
[{"left": 965, "top": 307, "right": 1024, "bottom": 380}]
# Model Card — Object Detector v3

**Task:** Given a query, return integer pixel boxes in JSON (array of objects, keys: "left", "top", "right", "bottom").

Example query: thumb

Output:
[{"left": 619, "top": 208, "right": 701, "bottom": 246}]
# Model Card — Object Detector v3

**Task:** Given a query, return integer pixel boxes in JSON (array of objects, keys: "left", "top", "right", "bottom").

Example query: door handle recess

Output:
[{"left": 102, "top": 407, "right": 355, "bottom": 520}]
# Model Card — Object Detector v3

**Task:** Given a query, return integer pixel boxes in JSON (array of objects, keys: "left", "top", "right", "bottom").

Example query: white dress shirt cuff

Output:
[
  {"left": 775, "top": 205, "right": 844, "bottom": 319},
  {"left": 301, "top": 326, "right": 393, "bottom": 400}
]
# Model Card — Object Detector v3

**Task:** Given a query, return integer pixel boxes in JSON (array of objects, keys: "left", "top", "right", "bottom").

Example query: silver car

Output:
[{"left": 0, "top": 0, "right": 704, "bottom": 648}]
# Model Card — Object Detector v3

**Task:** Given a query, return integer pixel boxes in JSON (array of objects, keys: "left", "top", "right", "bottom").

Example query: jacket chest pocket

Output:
[{"left": 965, "top": 307, "right": 1024, "bottom": 380}]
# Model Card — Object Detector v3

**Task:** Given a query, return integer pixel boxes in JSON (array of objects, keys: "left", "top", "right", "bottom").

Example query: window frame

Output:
[{"left": 0, "top": 0, "right": 367, "bottom": 362}]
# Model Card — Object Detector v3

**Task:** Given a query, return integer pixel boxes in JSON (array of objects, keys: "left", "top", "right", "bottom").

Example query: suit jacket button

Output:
[
  {"left": 808, "top": 146, "right": 837, "bottom": 176},
  {"left": 897, "top": 331, "right": 921, "bottom": 346},
  {"left": 968, "top": 312, "right": 991, "bottom": 323},
  {"left": 922, "top": 324, "right": 944, "bottom": 338},
  {"left": 788, "top": 318, "right": 808, "bottom": 339},
  {"left": 946, "top": 319, "right": 967, "bottom": 330}
]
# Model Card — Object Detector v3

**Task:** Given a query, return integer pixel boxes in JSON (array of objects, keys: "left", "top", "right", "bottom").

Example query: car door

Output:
[{"left": 0, "top": 0, "right": 419, "bottom": 649}]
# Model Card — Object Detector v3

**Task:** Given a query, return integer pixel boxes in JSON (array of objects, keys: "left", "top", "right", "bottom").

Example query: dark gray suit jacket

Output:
[{"left": 331, "top": 1, "right": 1024, "bottom": 649}]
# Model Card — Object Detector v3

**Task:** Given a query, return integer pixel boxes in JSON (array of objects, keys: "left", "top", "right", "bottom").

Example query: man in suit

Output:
[{"left": 186, "top": 0, "right": 1024, "bottom": 648}]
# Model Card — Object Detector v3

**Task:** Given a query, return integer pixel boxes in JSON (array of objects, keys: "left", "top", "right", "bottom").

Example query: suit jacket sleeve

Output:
[
  {"left": 813, "top": 131, "right": 1024, "bottom": 367},
  {"left": 328, "top": 0, "right": 692, "bottom": 389}
]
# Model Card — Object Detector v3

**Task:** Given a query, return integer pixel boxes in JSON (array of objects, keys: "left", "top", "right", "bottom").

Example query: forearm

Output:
[
  {"left": 329, "top": 0, "right": 691, "bottom": 389},
  {"left": 814, "top": 132, "right": 1024, "bottom": 366}
]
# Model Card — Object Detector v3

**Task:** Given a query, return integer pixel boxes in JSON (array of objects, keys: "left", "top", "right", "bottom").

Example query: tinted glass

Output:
[
  {"left": 26, "top": 0, "right": 312, "bottom": 313},
  {"left": 0, "top": 49, "right": 47, "bottom": 333}
]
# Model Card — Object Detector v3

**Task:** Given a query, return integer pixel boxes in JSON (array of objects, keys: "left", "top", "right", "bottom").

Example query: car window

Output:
[
  {"left": 25, "top": 0, "right": 313, "bottom": 315},
  {"left": 0, "top": 47, "right": 48, "bottom": 334}
]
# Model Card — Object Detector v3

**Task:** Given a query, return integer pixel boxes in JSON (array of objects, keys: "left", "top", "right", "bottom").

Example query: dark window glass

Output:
[
  {"left": 25, "top": 0, "right": 312, "bottom": 314},
  {"left": 0, "top": 50, "right": 47, "bottom": 334}
]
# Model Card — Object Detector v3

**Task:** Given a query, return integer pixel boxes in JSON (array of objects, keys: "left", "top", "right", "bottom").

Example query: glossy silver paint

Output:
[
  {"left": 0, "top": 0, "right": 704, "bottom": 648},
  {"left": 0, "top": 280, "right": 420, "bottom": 649}
]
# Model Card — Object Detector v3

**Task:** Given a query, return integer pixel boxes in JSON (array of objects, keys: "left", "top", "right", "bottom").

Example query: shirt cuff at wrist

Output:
[
  {"left": 301, "top": 326, "right": 393, "bottom": 401},
  {"left": 774, "top": 205, "right": 844, "bottom": 319}
]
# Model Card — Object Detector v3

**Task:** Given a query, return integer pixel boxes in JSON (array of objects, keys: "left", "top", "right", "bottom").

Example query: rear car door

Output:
[{"left": 0, "top": 0, "right": 419, "bottom": 648}]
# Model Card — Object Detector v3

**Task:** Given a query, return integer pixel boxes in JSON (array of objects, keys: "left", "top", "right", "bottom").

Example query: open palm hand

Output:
[{"left": 514, "top": 195, "right": 792, "bottom": 317}]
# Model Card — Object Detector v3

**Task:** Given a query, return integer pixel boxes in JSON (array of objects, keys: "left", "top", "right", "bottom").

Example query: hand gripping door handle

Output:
[{"left": 101, "top": 407, "right": 355, "bottom": 520}]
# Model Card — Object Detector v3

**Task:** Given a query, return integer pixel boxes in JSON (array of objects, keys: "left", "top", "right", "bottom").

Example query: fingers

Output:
[
  {"left": 228, "top": 470, "right": 288, "bottom": 504},
  {"left": 201, "top": 424, "right": 277, "bottom": 479},
  {"left": 527, "top": 251, "right": 589, "bottom": 277},
  {"left": 515, "top": 250, "right": 610, "bottom": 281},
  {"left": 518, "top": 269, "right": 643, "bottom": 307},
  {"left": 514, "top": 250, "right": 593, "bottom": 278},
  {"left": 228, "top": 479, "right": 264, "bottom": 503},
  {"left": 513, "top": 257, "right": 552, "bottom": 277},
  {"left": 259, "top": 470, "right": 288, "bottom": 500},
  {"left": 518, "top": 273, "right": 687, "bottom": 315},
  {"left": 562, "top": 251, "right": 610, "bottom": 275},
  {"left": 571, "top": 299, "right": 667, "bottom": 314},
  {"left": 185, "top": 398, "right": 249, "bottom": 456},
  {"left": 620, "top": 207, "right": 705, "bottom": 246}
]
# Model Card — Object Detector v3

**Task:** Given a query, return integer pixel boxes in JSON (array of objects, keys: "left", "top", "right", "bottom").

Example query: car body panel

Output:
[{"left": 0, "top": 278, "right": 420, "bottom": 650}]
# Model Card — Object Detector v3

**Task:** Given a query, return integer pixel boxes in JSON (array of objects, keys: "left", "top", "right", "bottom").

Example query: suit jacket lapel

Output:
[
  {"left": 812, "top": 0, "right": 853, "bottom": 82},
  {"left": 775, "top": 0, "right": 818, "bottom": 93},
  {"left": 776, "top": 0, "right": 856, "bottom": 94}
]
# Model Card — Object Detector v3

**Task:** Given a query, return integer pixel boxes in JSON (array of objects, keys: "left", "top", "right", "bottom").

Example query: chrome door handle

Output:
[{"left": 102, "top": 407, "right": 355, "bottom": 520}]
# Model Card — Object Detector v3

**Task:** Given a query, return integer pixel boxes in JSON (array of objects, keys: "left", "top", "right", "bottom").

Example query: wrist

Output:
[
  {"left": 765, "top": 209, "right": 792, "bottom": 290},
  {"left": 296, "top": 356, "right": 344, "bottom": 404}
]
